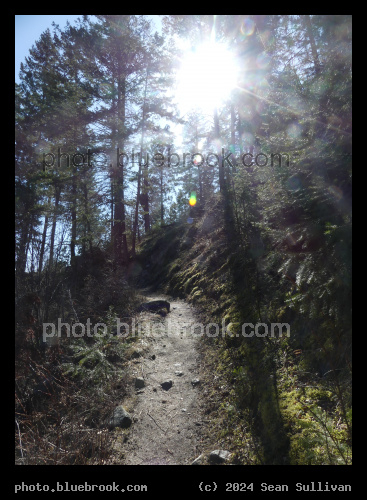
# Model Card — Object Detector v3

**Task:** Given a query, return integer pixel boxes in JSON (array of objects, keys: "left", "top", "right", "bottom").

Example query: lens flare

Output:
[
  {"left": 189, "top": 192, "right": 197, "bottom": 206},
  {"left": 287, "top": 123, "right": 302, "bottom": 139},
  {"left": 328, "top": 185, "right": 343, "bottom": 201},
  {"left": 240, "top": 18, "right": 255, "bottom": 38}
]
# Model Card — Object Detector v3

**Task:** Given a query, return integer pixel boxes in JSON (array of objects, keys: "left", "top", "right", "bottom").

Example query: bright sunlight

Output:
[{"left": 175, "top": 41, "right": 239, "bottom": 114}]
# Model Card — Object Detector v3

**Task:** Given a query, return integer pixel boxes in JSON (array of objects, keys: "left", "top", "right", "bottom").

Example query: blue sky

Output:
[
  {"left": 15, "top": 15, "right": 162, "bottom": 83},
  {"left": 15, "top": 15, "right": 85, "bottom": 82}
]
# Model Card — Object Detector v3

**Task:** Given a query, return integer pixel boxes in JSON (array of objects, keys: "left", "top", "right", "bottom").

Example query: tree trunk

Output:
[
  {"left": 49, "top": 184, "right": 61, "bottom": 270},
  {"left": 112, "top": 74, "right": 129, "bottom": 265},
  {"left": 160, "top": 165, "right": 164, "bottom": 225},
  {"left": 70, "top": 170, "right": 77, "bottom": 267},
  {"left": 141, "top": 165, "right": 150, "bottom": 233},
  {"left": 38, "top": 202, "right": 50, "bottom": 274},
  {"left": 132, "top": 67, "right": 149, "bottom": 256},
  {"left": 131, "top": 165, "right": 141, "bottom": 259},
  {"left": 230, "top": 104, "right": 236, "bottom": 174},
  {"left": 110, "top": 166, "right": 114, "bottom": 241},
  {"left": 302, "top": 15, "right": 322, "bottom": 76},
  {"left": 214, "top": 107, "right": 224, "bottom": 192}
]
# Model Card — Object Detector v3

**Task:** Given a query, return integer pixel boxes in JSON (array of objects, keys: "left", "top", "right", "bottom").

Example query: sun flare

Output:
[{"left": 175, "top": 41, "right": 238, "bottom": 114}]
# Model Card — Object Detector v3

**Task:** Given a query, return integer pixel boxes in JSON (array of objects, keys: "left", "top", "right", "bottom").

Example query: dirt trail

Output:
[{"left": 119, "top": 290, "right": 206, "bottom": 465}]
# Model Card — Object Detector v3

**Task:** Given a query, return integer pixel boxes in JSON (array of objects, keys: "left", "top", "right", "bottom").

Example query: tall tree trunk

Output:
[
  {"left": 230, "top": 104, "right": 236, "bottom": 174},
  {"left": 141, "top": 166, "right": 150, "bottom": 233},
  {"left": 119, "top": 77, "right": 129, "bottom": 262},
  {"left": 38, "top": 203, "right": 50, "bottom": 275},
  {"left": 132, "top": 67, "right": 149, "bottom": 257},
  {"left": 112, "top": 74, "right": 129, "bottom": 265},
  {"left": 195, "top": 126, "right": 203, "bottom": 205},
  {"left": 140, "top": 69, "right": 151, "bottom": 234},
  {"left": 110, "top": 165, "right": 114, "bottom": 242},
  {"left": 302, "top": 15, "right": 326, "bottom": 139},
  {"left": 160, "top": 165, "right": 164, "bottom": 226},
  {"left": 131, "top": 164, "right": 141, "bottom": 259},
  {"left": 214, "top": 107, "right": 224, "bottom": 192},
  {"left": 17, "top": 218, "right": 30, "bottom": 276},
  {"left": 49, "top": 184, "right": 61, "bottom": 271},
  {"left": 302, "top": 15, "right": 322, "bottom": 76},
  {"left": 82, "top": 177, "right": 91, "bottom": 253},
  {"left": 70, "top": 170, "right": 77, "bottom": 267}
]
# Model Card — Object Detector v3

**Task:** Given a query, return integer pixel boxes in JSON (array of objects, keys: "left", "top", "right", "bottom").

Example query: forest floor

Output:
[{"left": 108, "top": 289, "right": 214, "bottom": 465}]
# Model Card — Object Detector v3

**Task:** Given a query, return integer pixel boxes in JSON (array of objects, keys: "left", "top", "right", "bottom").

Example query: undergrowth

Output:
[{"left": 15, "top": 254, "right": 141, "bottom": 465}]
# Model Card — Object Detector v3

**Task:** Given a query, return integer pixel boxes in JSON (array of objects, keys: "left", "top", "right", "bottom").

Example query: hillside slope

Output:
[{"left": 135, "top": 196, "right": 352, "bottom": 465}]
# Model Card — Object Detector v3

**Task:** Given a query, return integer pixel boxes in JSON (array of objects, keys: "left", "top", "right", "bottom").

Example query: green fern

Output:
[{"left": 63, "top": 307, "right": 127, "bottom": 384}]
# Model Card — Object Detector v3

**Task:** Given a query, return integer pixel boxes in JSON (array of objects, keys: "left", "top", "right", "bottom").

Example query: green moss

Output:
[
  {"left": 167, "top": 261, "right": 181, "bottom": 278},
  {"left": 183, "top": 271, "right": 202, "bottom": 292},
  {"left": 191, "top": 290, "right": 202, "bottom": 303},
  {"left": 278, "top": 383, "right": 351, "bottom": 464}
]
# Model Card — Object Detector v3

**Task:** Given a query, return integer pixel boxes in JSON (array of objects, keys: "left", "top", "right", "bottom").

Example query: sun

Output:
[{"left": 175, "top": 41, "right": 238, "bottom": 114}]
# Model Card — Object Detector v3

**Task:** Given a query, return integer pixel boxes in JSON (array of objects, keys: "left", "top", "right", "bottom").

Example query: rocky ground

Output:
[{"left": 108, "top": 290, "right": 231, "bottom": 466}]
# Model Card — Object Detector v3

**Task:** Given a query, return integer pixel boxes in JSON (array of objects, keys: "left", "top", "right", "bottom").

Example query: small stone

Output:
[
  {"left": 150, "top": 354, "right": 156, "bottom": 360},
  {"left": 161, "top": 380, "right": 173, "bottom": 391},
  {"left": 137, "top": 300, "right": 170, "bottom": 314},
  {"left": 108, "top": 406, "right": 132, "bottom": 429},
  {"left": 191, "top": 378, "right": 200, "bottom": 387},
  {"left": 134, "top": 377, "right": 145, "bottom": 389},
  {"left": 175, "top": 371, "right": 184, "bottom": 377},
  {"left": 209, "top": 450, "right": 232, "bottom": 464}
]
